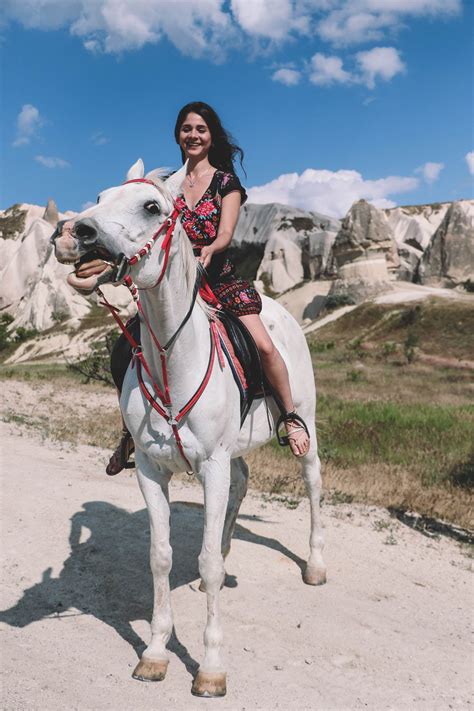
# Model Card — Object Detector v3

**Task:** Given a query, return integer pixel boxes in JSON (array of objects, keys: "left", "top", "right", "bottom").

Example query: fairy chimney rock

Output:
[
  {"left": 43, "top": 198, "right": 59, "bottom": 226},
  {"left": 326, "top": 200, "right": 397, "bottom": 303},
  {"left": 329, "top": 199, "right": 400, "bottom": 274},
  {"left": 419, "top": 200, "right": 474, "bottom": 287}
]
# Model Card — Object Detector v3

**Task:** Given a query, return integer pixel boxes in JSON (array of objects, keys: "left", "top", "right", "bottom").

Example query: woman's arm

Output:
[{"left": 199, "top": 191, "right": 241, "bottom": 269}]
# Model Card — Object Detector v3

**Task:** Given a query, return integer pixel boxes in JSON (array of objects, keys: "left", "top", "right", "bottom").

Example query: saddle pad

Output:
[{"left": 214, "top": 320, "right": 248, "bottom": 392}]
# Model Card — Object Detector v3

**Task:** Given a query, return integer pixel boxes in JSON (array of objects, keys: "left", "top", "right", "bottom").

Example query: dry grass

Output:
[
  {"left": 2, "top": 296, "right": 473, "bottom": 534},
  {"left": 245, "top": 444, "right": 473, "bottom": 530},
  {"left": 310, "top": 298, "right": 474, "bottom": 362}
]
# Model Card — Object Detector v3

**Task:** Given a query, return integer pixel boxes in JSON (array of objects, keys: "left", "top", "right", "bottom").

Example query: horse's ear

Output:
[
  {"left": 164, "top": 161, "right": 188, "bottom": 199},
  {"left": 126, "top": 158, "right": 145, "bottom": 181},
  {"left": 145, "top": 167, "right": 173, "bottom": 185}
]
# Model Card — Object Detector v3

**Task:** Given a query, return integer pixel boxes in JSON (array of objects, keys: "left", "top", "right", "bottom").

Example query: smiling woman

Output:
[{"left": 66, "top": 102, "right": 312, "bottom": 474}]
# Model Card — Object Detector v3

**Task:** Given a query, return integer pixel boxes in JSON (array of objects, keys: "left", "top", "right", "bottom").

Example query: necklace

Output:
[{"left": 186, "top": 168, "right": 213, "bottom": 188}]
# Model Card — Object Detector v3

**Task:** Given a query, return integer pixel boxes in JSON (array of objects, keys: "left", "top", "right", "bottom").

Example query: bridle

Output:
[
  {"left": 73, "top": 177, "right": 225, "bottom": 471},
  {"left": 113, "top": 178, "right": 180, "bottom": 289}
]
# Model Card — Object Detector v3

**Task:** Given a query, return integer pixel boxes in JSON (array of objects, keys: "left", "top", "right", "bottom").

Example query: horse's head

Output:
[{"left": 52, "top": 159, "right": 187, "bottom": 293}]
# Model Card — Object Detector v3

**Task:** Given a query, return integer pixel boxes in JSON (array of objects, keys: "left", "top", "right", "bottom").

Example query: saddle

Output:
[
  {"left": 215, "top": 308, "right": 292, "bottom": 430},
  {"left": 215, "top": 308, "right": 265, "bottom": 426}
]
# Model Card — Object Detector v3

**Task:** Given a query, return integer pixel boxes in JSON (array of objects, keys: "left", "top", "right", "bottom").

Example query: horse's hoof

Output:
[
  {"left": 303, "top": 565, "right": 327, "bottom": 586},
  {"left": 191, "top": 671, "right": 227, "bottom": 697},
  {"left": 198, "top": 578, "right": 225, "bottom": 593},
  {"left": 132, "top": 657, "right": 168, "bottom": 682}
]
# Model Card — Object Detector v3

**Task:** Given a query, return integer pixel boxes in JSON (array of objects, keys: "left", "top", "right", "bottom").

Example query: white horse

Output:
[{"left": 53, "top": 159, "right": 326, "bottom": 698}]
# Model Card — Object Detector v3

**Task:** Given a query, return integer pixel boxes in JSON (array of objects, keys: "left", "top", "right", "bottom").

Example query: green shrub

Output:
[
  {"left": 0, "top": 314, "right": 14, "bottom": 350},
  {"left": 309, "top": 340, "right": 335, "bottom": 354},
  {"left": 14, "top": 326, "right": 38, "bottom": 343},
  {"left": 66, "top": 332, "right": 118, "bottom": 386},
  {"left": 324, "top": 294, "right": 356, "bottom": 311},
  {"left": 404, "top": 331, "right": 419, "bottom": 363}
]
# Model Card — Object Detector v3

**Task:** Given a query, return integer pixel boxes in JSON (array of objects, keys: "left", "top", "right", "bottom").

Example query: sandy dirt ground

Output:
[{"left": 1, "top": 420, "right": 472, "bottom": 711}]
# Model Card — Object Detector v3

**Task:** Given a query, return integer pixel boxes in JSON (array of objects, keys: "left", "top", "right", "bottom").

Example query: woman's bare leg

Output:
[{"left": 239, "top": 314, "right": 309, "bottom": 457}]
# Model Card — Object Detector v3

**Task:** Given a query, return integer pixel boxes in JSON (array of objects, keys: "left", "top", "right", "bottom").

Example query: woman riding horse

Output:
[{"left": 76, "top": 102, "right": 310, "bottom": 472}]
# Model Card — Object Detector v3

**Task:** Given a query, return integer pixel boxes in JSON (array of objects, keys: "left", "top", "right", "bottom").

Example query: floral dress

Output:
[{"left": 174, "top": 170, "right": 262, "bottom": 316}]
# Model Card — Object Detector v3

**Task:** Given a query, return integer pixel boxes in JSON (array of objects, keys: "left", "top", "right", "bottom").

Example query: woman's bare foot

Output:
[
  {"left": 106, "top": 430, "right": 135, "bottom": 476},
  {"left": 276, "top": 411, "right": 310, "bottom": 458},
  {"left": 285, "top": 421, "right": 310, "bottom": 458}
]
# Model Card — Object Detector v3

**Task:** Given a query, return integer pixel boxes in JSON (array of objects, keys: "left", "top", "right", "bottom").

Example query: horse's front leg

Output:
[
  {"left": 133, "top": 453, "right": 173, "bottom": 682},
  {"left": 192, "top": 453, "right": 231, "bottom": 698}
]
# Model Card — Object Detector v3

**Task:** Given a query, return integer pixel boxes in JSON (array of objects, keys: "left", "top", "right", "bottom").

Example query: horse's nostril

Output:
[{"left": 75, "top": 220, "right": 97, "bottom": 242}]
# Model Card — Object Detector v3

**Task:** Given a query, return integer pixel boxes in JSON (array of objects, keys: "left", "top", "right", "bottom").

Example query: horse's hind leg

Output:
[
  {"left": 133, "top": 456, "right": 173, "bottom": 682},
  {"left": 301, "top": 438, "right": 327, "bottom": 586},
  {"left": 222, "top": 457, "right": 249, "bottom": 559}
]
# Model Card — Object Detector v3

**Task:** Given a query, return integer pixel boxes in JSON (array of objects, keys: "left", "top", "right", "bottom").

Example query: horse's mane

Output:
[{"left": 156, "top": 178, "right": 216, "bottom": 321}]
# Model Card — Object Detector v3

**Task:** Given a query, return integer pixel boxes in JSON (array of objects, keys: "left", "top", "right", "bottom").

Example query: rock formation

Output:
[
  {"left": 0, "top": 200, "right": 132, "bottom": 334},
  {"left": 234, "top": 203, "right": 339, "bottom": 294},
  {"left": 385, "top": 202, "right": 449, "bottom": 251},
  {"left": 419, "top": 201, "right": 474, "bottom": 287},
  {"left": 328, "top": 199, "right": 399, "bottom": 275},
  {"left": 43, "top": 198, "right": 59, "bottom": 226},
  {"left": 326, "top": 200, "right": 398, "bottom": 303}
]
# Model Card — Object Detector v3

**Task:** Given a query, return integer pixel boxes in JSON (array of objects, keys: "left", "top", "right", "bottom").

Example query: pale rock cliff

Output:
[
  {"left": 326, "top": 200, "right": 398, "bottom": 303},
  {"left": 234, "top": 203, "right": 339, "bottom": 293},
  {"left": 328, "top": 199, "right": 400, "bottom": 275},
  {"left": 419, "top": 201, "right": 474, "bottom": 286},
  {"left": 0, "top": 203, "right": 131, "bottom": 334},
  {"left": 385, "top": 202, "right": 449, "bottom": 251}
]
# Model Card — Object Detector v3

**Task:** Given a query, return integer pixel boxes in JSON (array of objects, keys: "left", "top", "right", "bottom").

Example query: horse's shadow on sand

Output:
[{"left": 0, "top": 500, "right": 305, "bottom": 677}]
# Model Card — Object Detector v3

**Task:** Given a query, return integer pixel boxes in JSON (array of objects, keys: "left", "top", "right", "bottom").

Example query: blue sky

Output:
[{"left": 1, "top": 0, "right": 473, "bottom": 218}]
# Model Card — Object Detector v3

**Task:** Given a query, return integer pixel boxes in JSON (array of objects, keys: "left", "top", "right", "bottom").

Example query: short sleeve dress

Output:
[{"left": 174, "top": 170, "right": 262, "bottom": 316}]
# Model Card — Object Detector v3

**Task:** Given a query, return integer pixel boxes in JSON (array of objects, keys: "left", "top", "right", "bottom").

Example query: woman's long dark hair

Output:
[{"left": 174, "top": 101, "right": 245, "bottom": 175}]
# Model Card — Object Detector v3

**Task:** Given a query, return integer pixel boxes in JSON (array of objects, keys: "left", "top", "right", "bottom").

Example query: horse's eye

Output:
[
  {"left": 144, "top": 201, "right": 161, "bottom": 215},
  {"left": 96, "top": 196, "right": 100, "bottom": 204}
]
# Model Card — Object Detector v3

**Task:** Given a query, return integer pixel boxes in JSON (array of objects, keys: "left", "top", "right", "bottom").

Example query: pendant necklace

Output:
[{"left": 186, "top": 168, "right": 212, "bottom": 188}]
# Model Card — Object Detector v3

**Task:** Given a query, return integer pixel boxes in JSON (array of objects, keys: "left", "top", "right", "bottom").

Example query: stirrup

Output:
[
  {"left": 276, "top": 410, "right": 310, "bottom": 448},
  {"left": 106, "top": 429, "right": 135, "bottom": 476}
]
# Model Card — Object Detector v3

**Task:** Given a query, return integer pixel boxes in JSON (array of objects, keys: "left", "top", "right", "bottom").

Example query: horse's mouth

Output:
[
  {"left": 65, "top": 246, "right": 121, "bottom": 295},
  {"left": 74, "top": 246, "right": 116, "bottom": 269}
]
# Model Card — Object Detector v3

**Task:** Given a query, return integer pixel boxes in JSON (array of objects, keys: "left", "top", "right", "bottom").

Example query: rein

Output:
[{"left": 96, "top": 178, "right": 223, "bottom": 471}]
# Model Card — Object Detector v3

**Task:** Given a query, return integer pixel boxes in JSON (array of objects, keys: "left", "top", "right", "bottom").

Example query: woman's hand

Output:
[
  {"left": 198, "top": 246, "right": 216, "bottom": 270},
  {"left": 67, "top": 258, "right": 112, "bottom": 295},
  {"left": 75, "top": 259, "right": 110, "bottom": 278}
]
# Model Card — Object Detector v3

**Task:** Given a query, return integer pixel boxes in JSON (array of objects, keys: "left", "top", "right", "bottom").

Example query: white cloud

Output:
[
  {"left": 362, "top": 1, "right": 460, "bottom": 14},
  {"left": 81, "top": 200, "right": 95, "bottom": 210},
  {"left": 272, "top": 68, "right": 302, "bottom": 86},
  {"left": 465, "top": 151, "right": 474, "bottom": 175},
  {"left": 247, "top": 167, "right": 418, "bottom": 218},
  {"left": 309, "top": 53, "right": 352, "bottom": 85},
  {"left": 91, "top": 131, "right": 109, "bottom": 145},
  {"left": 2, "top": 0, "right": 234, "bottom": 58},
  {"left": 0, "top": 0, "right": 462, "bottom": 61},
  {"left": 13, "top": 104, "right": 43, "bottom": 146},
  {"left": 317, "top": 10, "right": 388, "bottom": 46},
  {"left": 355, "top": 47, "right": 405, "bottom": 88},
  {"left": 416, "top": 161, "right": 444, "bottom": 184},
  {"left": 232, "top": 0, "right": 290, "bottom": 39},
  {"left": 316, "top": 0, "right": 461, "bottom": 46},
  {"left": 35, "top": 155, "right": 70, "bottom": 168}
]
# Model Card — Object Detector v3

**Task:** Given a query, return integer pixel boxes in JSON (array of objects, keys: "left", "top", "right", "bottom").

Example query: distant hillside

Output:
[{"left": 0, "top": 196, "right": 472, "bottom": 364}]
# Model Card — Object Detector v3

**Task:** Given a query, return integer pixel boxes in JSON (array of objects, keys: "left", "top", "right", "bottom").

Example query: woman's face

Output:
[{"left": 178, "top": 112, "right": 212, "bottom": 162}]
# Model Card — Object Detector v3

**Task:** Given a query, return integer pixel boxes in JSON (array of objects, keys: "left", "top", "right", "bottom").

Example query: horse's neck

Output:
[{"left": 138, "top": 261, "right": 210, "bottom": 396}]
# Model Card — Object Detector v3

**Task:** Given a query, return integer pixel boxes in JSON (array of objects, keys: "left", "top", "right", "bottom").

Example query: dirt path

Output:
[{"left": 1, "top": 421, "right": 472, "bottom": 711}]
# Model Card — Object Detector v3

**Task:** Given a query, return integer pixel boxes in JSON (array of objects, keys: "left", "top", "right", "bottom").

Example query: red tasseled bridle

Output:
[{"left": 96, "top": 178, "right": 223, "bottom": 471}]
